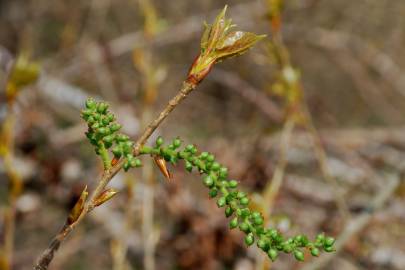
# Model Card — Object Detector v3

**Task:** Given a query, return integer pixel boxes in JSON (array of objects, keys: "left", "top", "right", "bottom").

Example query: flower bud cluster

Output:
[
  {"left": 81, "top": 98, "right": 141, "bottom": 171},
  {"left": 140, "top": 137, "right": 335, "bottom": 261}
]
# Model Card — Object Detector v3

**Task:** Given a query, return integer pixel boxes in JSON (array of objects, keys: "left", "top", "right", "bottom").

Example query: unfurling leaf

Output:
[
  {"left": 67, "top": 186, "right": 88, "bottom": 225},
  {"left": 153, "top": 156, "right": 171, "bottom": 180},
  {"left": 215, "top": 31, "right": 266, "bottom": 61},
  {"left": 94, "top": 188, "right": 119, "bottom": 207},
  {"left": 187, "top": 5, "right": 265, "bottom": 85}
]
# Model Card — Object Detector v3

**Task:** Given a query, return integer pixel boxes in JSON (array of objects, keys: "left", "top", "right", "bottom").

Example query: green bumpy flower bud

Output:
[
  {"left": 129, "top": 158, "right": 142, "bottom": 168},
  {"left": 294, "top": 250, "right": 305, "bottom": 261},
  {"left": 239, "top": 222, "right": 250, "bottom": 233},
  {"left": 91, "top": 123, "right": 100, "bottom": 130},
  {"left": 240, "top": 197, "right": 249, "bottom": 206},
  {"left": 203, "top": 175, "right": 215, "bottom": 187},
  {"left": 200, "top": 152, "right": 209, "bottom": 160},
  {"left": 98, "top": 127, "right": 108, "bottom": 135},
  {"left": 117, "top": 134, "right": 129, "bottom": 142},
  {"left": 103, "top": 135, "right": 115, "bottom": 148},
  {"left": 156, "top": 136, "right": 164, "bottom": 147},
  {"left": 268, "top": 248, "right": 278, "bottom": 261},
  {"left": 316, "top": 233, "right": 325, "bottom": 243},
  {"left": 237, "top": 191, "right": 246, "bottom": 199},
  {"left": 253, "top": 216, "right": 263, "bottom": 226},
  {"left": 87, "top": 116, "right": 95, "bottom": 124},
  {"left": 211, "top": 162, "right": 221, "bottom": 171},
  {"left": 101, "top": 116, "right": 110, "bottom": 126},
  {"left": 110, "top": 123, "right": 121, "bottom": 132},
  {"left": 251, "top": 211, "right": 261, "bottom": 219},
  {"left": 219, "top": 167, "right": 228, "bottom": 178},
  {"left": 240, "top": 208, "right": 250, "bottom": 217},
  {"left": 112, "top": 146, "right": 122, "bottom": 158},
  {"left": 225, "top": 206, "right": 234, "bottom": 217},
  {"left": 268, "top": 229, "right": 278, "bottom": 239},
  {"left": 123, "top": 161, "right": 131, "bottom": 171},
  {"left": 229, "top": 217, "right": 238, "bottom": 229},
  {"left": 228, "top": 180, "right": 238, "bottom": 188},
  {"left": 310, "top": 247, "right": 320, "bottom": 257},
  {"left": 324, "top": 237, "right": 335, "bottom": 247},
  {"left": 217, "top": 197, "right": 226, "bottom": 208},
  {"left": 173, "top": 138, "right": 181, "bottom": 148},
  {"left": 209, "top": 188, "right": 218, "bottom": 198},
  {"left": 107, "top": 113, "right": 114, "bottom": 122},
  {"left": 97, "top": 102, "right": 108, "bottom": 114},
  {"left": 185, "top": 161, "right": 193, "bottom": 172},
  {"left": 245, "top": 233, "right": 254, "bottom": 246},
  {"left": 283, "top": 244, "right": 293, "bottom": 253},
  {"left": 257, "top": 238, "right": 269, "bottom": 251},
  {"left": 86, "top": 98, "right": 96, "bottom": 109}
]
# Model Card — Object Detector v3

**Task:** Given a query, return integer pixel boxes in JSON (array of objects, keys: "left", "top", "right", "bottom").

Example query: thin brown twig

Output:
[{"left": 33, "top": 81, "right": 196, "bottom": 270}]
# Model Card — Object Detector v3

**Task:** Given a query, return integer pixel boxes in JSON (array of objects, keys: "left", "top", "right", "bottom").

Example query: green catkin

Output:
[
  {"left": 140, "top": 137, "right": 336, "bottom": 261},
  {"left": 81, "top": 98, "right": 140, "bottom": 171},
  {"left": 82, "top": 99, "right": 335, "bottom": 261}
]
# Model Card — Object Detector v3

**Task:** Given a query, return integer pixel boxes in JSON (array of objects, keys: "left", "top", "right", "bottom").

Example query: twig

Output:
[
  {"left": 300, "top": 173, "right": 400, "bottom": 270},
  {"left": 33, "top": 81, "right": 196, "bottom": 270},
  {"left": 34, "top": 6, "right": 266, "bottom": 267}
]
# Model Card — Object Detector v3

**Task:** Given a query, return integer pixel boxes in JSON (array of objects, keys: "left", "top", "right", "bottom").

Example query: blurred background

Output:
[{"left": 1, "top": 0, "right": 405, "bottom": 269}]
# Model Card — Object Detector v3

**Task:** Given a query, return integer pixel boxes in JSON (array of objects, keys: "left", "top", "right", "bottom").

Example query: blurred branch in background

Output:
[
  {"left": 302, "top": 173, "right": 400, "bottom": 270},
  {"left": 0, "top": 54, "right": 39, "bottom": 270}
]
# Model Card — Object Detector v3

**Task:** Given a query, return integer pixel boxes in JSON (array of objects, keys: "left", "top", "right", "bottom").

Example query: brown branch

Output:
[{"left": 33, "top": 81, "right": 196, "bottom": 270}]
